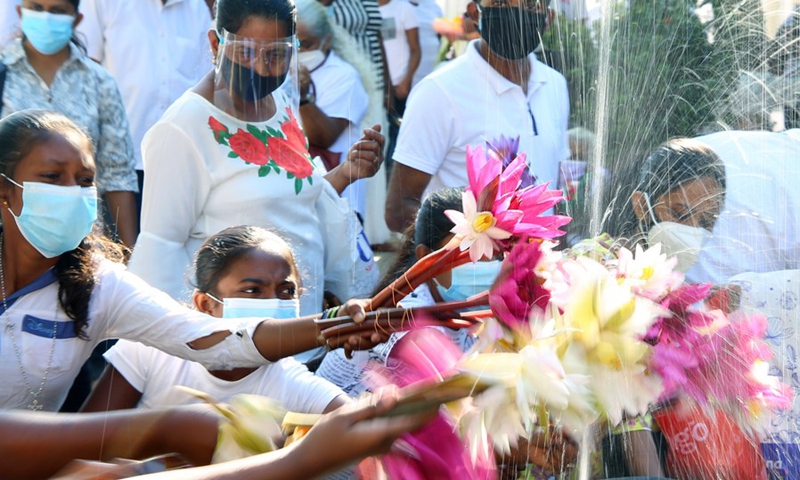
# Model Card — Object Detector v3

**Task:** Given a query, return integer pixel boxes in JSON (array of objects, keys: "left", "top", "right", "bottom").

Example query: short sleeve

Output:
[
  {"left": 75, "top": 0, "right": 105, "bottom": 62},
  {"left": 103, "top": 339, "right": 154, "bottom": 393},
  {"left": 93, "top": 66, "right": 138, "bottom": 193},
  {"left": 401, "top": 2, "right": 419, "bottom": 30},
  {"left": 271, "top": 358, "right": 345, "bottom": 413},
  {"left": 392, "top": 77, "right": 455, "bottom": 175}
]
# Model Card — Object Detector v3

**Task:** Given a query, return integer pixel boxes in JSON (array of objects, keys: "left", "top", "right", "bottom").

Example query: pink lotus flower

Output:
[
  {"left": 489, "top": 240, "right": 551, "bottom": 329},
  {"left": 445, "top": 190, "right": 512, "bottom": 263},
  {"left": 372, "top": 329, "right": 497, "bottom": 480},
  {"left": 446, "top": 145, "right": 571, "bottom": 263}
]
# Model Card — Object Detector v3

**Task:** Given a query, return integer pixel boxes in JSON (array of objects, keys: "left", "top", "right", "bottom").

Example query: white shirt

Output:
[
  {"left": 310, "top": 51, "right": 370, "bottom": 216},
  {"left": 315, "top": 284, "right": 476, "bottom": 396},
  {"left": 393, "top": 40, "right": 570, "bottom": 199},
  {"left": 0, "top": 0, "right": 20, "bottom": 47},
  {"left": 77, "top": 0, "right": 212, "bottom": 170},
  {"left": 128, "top": 91, "right": 375, "bottom": 315},
  {"left": 311, "top": 51, "right": 369, "bottom": 157},
  {"left": 0, "top": 260, "right": 267, "bottom": 412},
  {"left": 686, "top": 129, "right": 800, "bottom": 284},
  {"left": 379, "top": 0, "right": 419, "bottom": 86},
  {"left": 106, "top": 339, "right": 343, "bottom": 412},
  {"left": 408, "top": 0, "right": 442, "bottom": 86}
]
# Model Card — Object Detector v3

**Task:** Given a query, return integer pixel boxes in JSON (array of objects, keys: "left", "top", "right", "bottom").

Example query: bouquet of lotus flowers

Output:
[
  {"left": 373, "top": 237, "right": 792, "bottom": 472},
  {"left": 318, "top": 138, "right": 570, "bottom": 348}
]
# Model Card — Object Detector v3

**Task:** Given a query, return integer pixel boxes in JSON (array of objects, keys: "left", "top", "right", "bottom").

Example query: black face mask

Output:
[
  {"left": 220, "top": 55, "right": 287, "bottom": 102},
  {"left": 479, "top": 7, "right": 546, "bottom": 60}
]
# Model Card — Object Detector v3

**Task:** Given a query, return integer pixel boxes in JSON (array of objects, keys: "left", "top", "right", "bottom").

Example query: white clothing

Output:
[
  {"left": 0, "top": 260, "right": 267, "bottom": 412},
  {"left": 686, "top": 129, "right": 800, "bottom": 284},
  {"left": 408, "top": 0, "right": 443, "bottom": 86},
  {"left": 105, "top": 339, "right": 343, "bottom": 412},
  {"left": 311, "top": 52, "right": 369, "bottom": 158},
  {"left": 730, "top": 270, "right": 800, "bottom": 445},
  {"left": 393, "top": 40, "right": 570, "bottom": 199},
  {"left": 0, "top": 0, "right": 20, "bottom": 47},
  {"left": 77, "top": 0, "right": 212, "bottom": 170},
  {"left": 379, "top": 0, "right": 419, "bottom": 86},
  {"left": 128, "top": 92, "right": 375, "bottom": 315},
  {"left": 315, "top": 284, "right": 476, "bottom": 396},
  {"left": 310, "top": 51, "right": 369, "bottom": 216}
]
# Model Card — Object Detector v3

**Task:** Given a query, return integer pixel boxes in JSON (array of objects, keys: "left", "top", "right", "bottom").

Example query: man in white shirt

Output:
[
  {"left": 77, "top": 0, "right": 212, "bottom": 204},
  {"left": 686, "top": 129, "right": 800, "bottom": 284},
  {"left": 384, "top": 0, "right": 570, "bottom": 232}
]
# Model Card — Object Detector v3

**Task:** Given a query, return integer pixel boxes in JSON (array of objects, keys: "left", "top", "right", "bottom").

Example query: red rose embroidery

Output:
[
  {"left": 229, "top": 128, "right": 269, "bottom": 165},
  {"left": 208, "top": 116, "right": 230, "bottom": 144},
  {"left": 268, "top": 109, "right": 313, "bottom": 179}
]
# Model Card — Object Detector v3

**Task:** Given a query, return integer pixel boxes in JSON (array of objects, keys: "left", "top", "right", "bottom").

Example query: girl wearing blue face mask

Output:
[
  {"left": 0, "top": 110, "right": 384, "bottom": 413},
  {"left": 128, "top": 0, "right": 386, "bottom": 320},
  {"left": 0, "top": 0, "right": 139, "bottom": 248},
  {"left": 83, "top": 225, "right": 349, "bottom": 414},
  {"left": 315, "top": 187, "right": 497, "bottom": 395}
]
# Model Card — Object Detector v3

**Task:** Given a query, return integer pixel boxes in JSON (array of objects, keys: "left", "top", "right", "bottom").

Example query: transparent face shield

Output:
[{"left": 214, "top": 29, "right": 300, "bottom": 121}]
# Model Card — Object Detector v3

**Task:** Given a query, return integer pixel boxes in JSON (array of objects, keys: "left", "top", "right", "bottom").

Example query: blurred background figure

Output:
[
  {"left": 0, "top": 0, "right": 21, "bottom": 46},
  {"left": 409, "top": 0, "right": 443, "bottom": 86},
  {"left": 77, "top": 0, "right": 213, "bottom": 222},
  {"left": 321, "top": 0, "right": 394, "bottom": 245},
  {"left": 775, "top": 5, "right": 800, "bottom": 130},
  {"left": 0, "top": 0, "right": 138, "bottom": 247},
  {"left": 378, "top": 0, "right": 420, "bottom": 172},
  {"left": 296, "top": 0, "right": 381, "bottom": 219}
]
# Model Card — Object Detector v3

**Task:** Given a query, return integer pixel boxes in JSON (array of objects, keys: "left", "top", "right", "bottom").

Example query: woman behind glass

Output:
[{"left": 128, "top": 0, "right": 384, "bottom": 317}]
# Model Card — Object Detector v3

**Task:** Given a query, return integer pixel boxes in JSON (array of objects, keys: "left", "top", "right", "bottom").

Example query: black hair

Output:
[
  {"left": 215, "top": 0, "right": 296, "bottom": 36},
  {"left": 603, "top": 138, "right": 726, "bottom": 244},
  {"left": 193, "top": 225, "right": 299, "bottom": 295},
  {"left": 0, "top": 109, "right": 125, "bottom": 339},
  {"left": 372, "top": 187, "right": 464, "bottom": 295}
]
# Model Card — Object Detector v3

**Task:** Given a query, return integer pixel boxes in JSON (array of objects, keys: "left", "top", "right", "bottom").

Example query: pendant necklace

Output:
[{"left": 1, "top": 236, "right": 58, "bottom": 411}]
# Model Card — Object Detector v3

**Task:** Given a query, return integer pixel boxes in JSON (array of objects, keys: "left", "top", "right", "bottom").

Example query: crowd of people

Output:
[{"left": 0, "top": 0, "right": 798, "bottom": 478}]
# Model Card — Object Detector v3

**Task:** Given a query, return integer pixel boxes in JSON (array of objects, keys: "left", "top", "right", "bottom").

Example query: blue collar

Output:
[{"left": 0, "top": 268, "right": 59, "bottom": 316}]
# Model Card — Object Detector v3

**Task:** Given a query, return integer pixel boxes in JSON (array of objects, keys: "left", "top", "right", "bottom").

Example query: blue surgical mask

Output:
[
  {"left": 220, "top": 297, "right": 300, "bottom": 319},
  {"left": 20, "top": 8, "right": 75, "bottom": 56},
  {"left": 2, "top": 175, "right": 97, "bottom": 258},
  {"left": 435, "top": 260, "right": 502, "bottom": 303}
]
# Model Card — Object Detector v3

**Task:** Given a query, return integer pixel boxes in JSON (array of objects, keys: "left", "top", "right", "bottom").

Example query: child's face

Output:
[{"left": 201, "top": 247, "right": 298, "bottom": 317}]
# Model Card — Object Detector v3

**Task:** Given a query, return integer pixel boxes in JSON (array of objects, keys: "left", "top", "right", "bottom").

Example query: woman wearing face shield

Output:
[
  {"left": 127, "top": 0, "right": 385, "bottom": 323},
  {"left": 605, "top": 138, "right": 726, "bottom": 274}
]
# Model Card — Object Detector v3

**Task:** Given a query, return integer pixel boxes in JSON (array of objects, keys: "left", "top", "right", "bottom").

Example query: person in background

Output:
[
  {"left": 378, "top": 0, "right": 420, "bottom": 168},
  {"left": 603, "top": 138, "right": 726, "bottom": 274},
  {"left": 684, "top": 129, "right": 800, "bottom": 284},
  {"left": 385, "top": 0, "right": 570, "bottom": 233},
  {"left": 323, "top": 0, "right": 389, "bottom": 103},
  {"left": 316, "top": 187, "right": 487, "bottom": 396},
  {"left": 77, "top": 0, "right": 213, "bottom": 219},
  {"left": 1, "top": 0, "right": 138, "bottom": 247},
  {"left": 127, "top": 0, "right": 383, "bottom": 326},
  {"left": 0, "top": 0, "right": 21, "bottom": 47},
  {"left": 0, "top": 109, "right": 382, "bottom": 412},
  {"left": 296, "top": 0, "right": 380, "bottom": 218},
  {"left": 83, "top": 226, "right": 348, "bottom": 414},
  {"left": 409, "top": 0, "right": 442, "bottom": 86}
]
